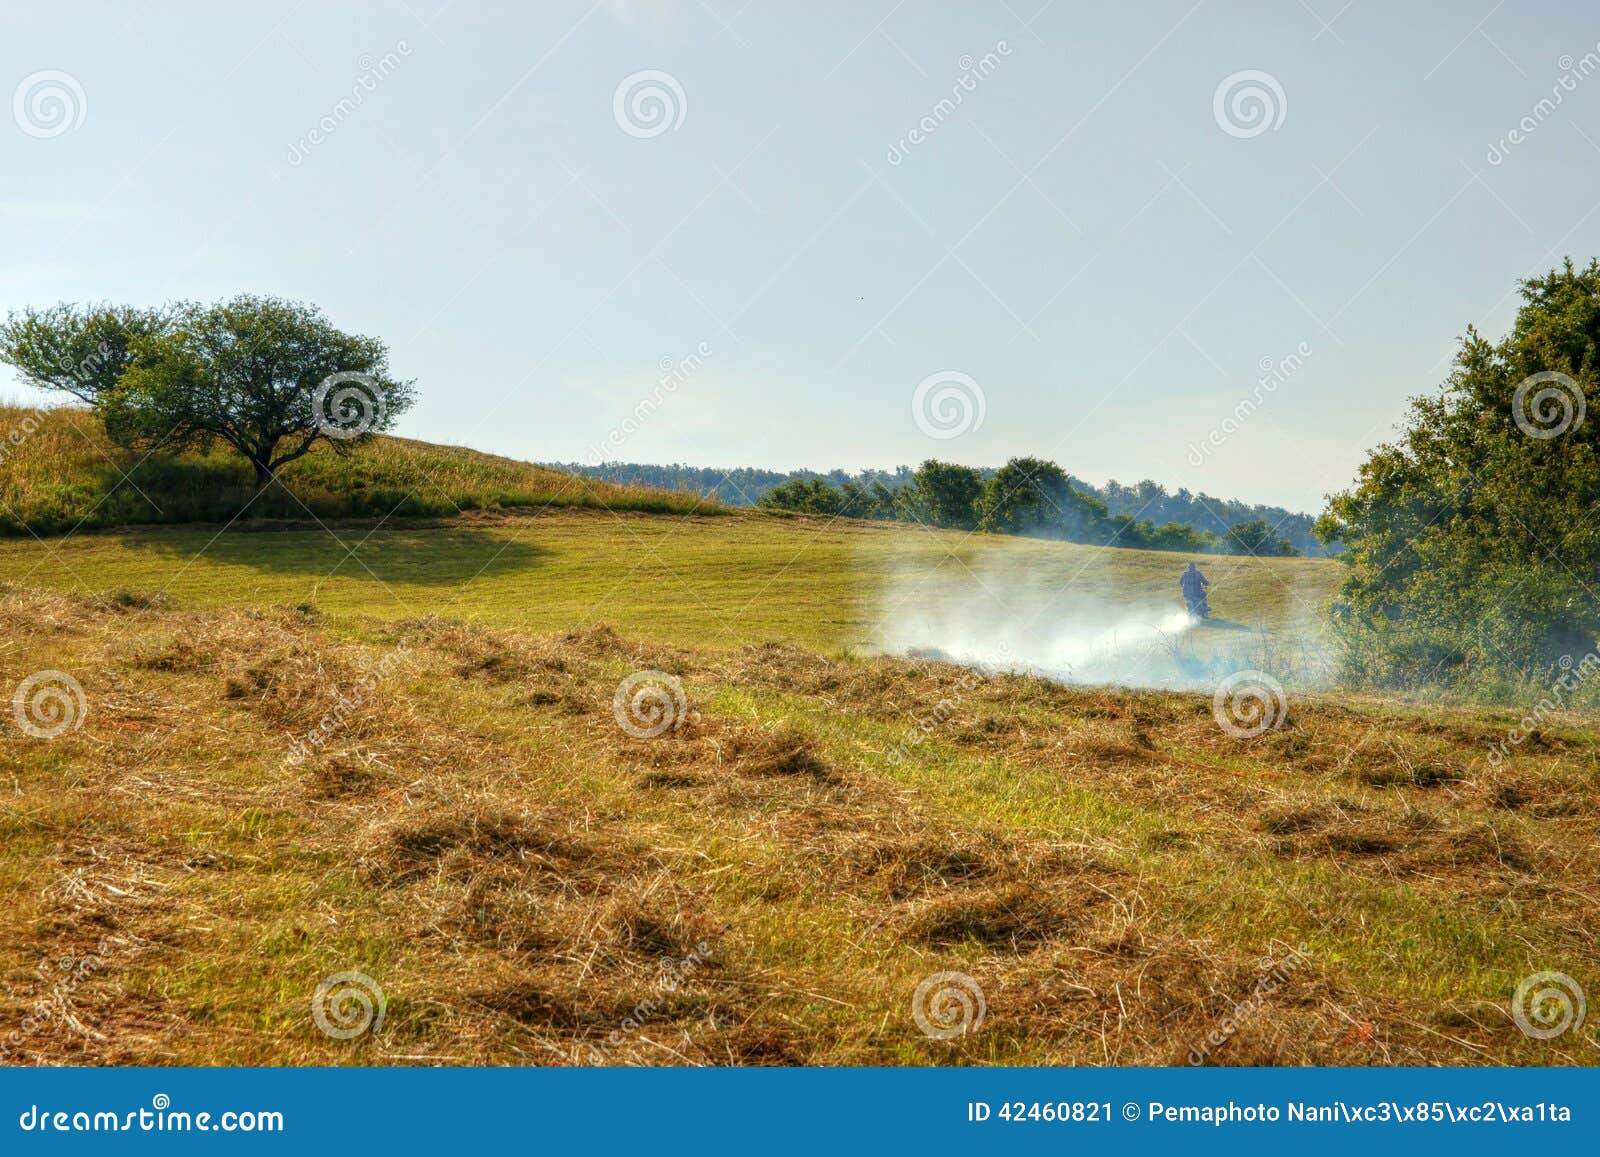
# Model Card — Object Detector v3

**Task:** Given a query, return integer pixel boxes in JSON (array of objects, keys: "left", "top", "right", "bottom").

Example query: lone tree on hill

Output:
[{"left": 0, "top": 295, "right": 414, "bottom": 486}]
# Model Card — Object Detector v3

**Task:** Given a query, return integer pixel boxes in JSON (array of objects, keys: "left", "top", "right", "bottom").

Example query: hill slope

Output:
[{"left": 0, "top": 405, "right": 719, "bottom": 536}]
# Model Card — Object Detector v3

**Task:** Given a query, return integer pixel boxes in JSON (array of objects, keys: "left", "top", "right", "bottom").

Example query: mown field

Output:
[
  {"left": 0, "top": 506, "right": 1596, "bottom": 1067},
  {"left": 0, "top": 507, "right": 1335, "bottom": 653}
]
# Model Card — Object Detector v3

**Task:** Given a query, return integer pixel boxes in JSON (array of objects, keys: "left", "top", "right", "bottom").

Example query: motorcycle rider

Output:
[{"left": 1180, "top": 561, "right": 1210, "bottom": 618}]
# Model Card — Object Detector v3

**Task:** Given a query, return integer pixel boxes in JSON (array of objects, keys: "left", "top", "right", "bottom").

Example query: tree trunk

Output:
[{"left": 250, "top": 438, "right": 279, "bottom": 489}]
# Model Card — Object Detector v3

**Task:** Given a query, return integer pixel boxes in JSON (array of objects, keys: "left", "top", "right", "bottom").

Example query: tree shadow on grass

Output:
[{"left": 118, "top": 524, "right": 550, "bottom": 586}]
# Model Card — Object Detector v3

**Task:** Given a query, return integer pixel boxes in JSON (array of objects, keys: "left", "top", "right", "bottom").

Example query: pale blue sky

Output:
[{"left": 5, "top": 0, "right": 1600, "bottom": 512}]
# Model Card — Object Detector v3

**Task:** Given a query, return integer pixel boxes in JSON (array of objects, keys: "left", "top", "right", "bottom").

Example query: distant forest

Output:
[{"left": 550, "top": 461, "right": 1331, "bottom": 557}]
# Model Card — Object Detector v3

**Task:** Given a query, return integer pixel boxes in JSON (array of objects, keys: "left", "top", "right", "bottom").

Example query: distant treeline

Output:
[{"left": 552, "top": 459, "right": 1326, "bottom": 558}]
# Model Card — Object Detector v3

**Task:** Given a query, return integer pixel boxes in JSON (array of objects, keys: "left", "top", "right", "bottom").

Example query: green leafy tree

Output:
[
  {"left": 1144, "top": 520, "right": 1218, "bottom": 552},
  {"left": 103, "top": 295, "right": 414, "bottom": 486},
  {"left": 1101, "top": 514, "right": 1208, "bottom": 552},
  {"left": 977, "top": 457, "right": 1108, "bottom": 540},
  {"left": 896, "top": 459, "right": 984, "bottom": 529},
  {"left": 1318, "top": 259, "right": 1600, "bottom": 682},
  {"left": 0, "top": 302, "right": 172, "bottom": 404},
  {"left": 1221, "top": 518, "right": 1298, "bottom": 557},
  {"left": 839, "top": 479, "right": 897, "bottom": 520}
]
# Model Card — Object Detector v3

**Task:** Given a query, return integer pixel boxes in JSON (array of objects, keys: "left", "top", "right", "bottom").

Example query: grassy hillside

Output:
[
  {"left": 0, "top": 508, "right": 1336, "bottom": 662},
  {"left": 0, "top": 577, "right": 1594, "bottom": 1066},
  {"left": 0, "top": 404, "right": 719, "bottom": 535}
]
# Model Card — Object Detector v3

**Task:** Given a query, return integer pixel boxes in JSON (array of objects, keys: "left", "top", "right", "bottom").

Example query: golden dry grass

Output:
[{"left": 1, "top": 584, "right": 1595, "bottom": 1066}]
